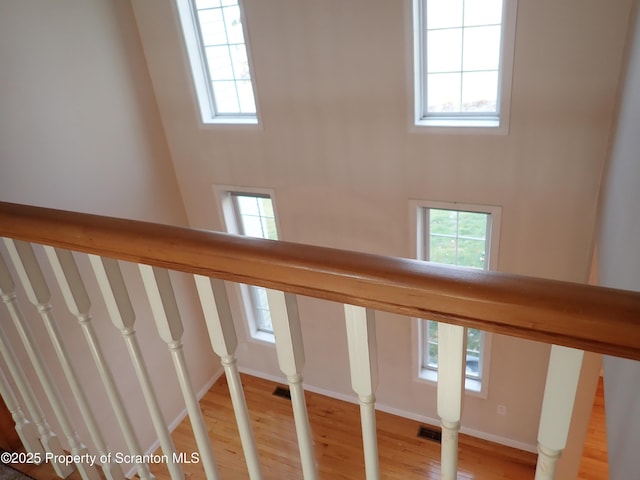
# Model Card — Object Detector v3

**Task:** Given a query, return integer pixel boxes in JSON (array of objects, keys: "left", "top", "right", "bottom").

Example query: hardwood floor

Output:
[
  {"left": 148, "top": 374, "right": 535, "bottom": 480},
  {"left": 577, "top": 377, "right": 608, "bottom": 480},
  {"left": 20, "top": 372, "right": 614, "bottom": 479}
]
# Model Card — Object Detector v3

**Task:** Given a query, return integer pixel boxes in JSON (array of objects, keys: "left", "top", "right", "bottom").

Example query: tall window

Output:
[
  {"left": 231, "top": 194, "right": 277, "bottom": 334},
  {"left": 415, "top": 202, "right": 501, "bottom": 393},
  {"left": 176, "top": 0, "right": 257, "bottom": 123},
  {"left": 413, "top": 0, "right": 517, "bottom": 129},
  {"left": 216, "top": 187, "right": 279, "bottom": 340}
]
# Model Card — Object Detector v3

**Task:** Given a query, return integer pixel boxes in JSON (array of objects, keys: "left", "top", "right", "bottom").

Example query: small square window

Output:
[{"left": 413, "top": 0, "right": 517, "bottom": 130}]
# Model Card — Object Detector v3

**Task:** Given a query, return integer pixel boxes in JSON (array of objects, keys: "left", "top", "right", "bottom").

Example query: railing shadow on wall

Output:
[{"left": 0, "top": 201, "right": 638, "bottom": 480}]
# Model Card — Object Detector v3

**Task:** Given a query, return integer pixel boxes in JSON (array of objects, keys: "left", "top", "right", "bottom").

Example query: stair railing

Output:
[{"left": 1, "top": 201, "right": 639, "bottom": 480}]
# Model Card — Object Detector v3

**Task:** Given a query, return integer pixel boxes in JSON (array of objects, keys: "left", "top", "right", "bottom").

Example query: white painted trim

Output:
[
  {"left": 237, "top": 367, "right": 536, "bottom": 454},
  {"left": 125, "top": 367, "right": 225, "bottom": 478}
]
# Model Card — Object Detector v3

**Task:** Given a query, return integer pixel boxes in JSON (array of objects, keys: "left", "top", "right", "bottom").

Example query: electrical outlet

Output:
[{"left": 497, "top": 405, "right": 507, "bottom": 416}]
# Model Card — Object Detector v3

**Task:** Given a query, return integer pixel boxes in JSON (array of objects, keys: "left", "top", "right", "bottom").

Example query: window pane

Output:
[
  {"left": 461, "top": 71, "right": 499, "bottom": 112},
  {"left": 256, "top": 308, "right": 272, "bottom": 332},
  {"left": 457, "top": 238, "right": 486, "bottom": 268},
  {"left": 198, "top": 9, "right": 227, "bottom": 46},
  {"left": 464, "top": 0, "right": 503, "bottom": 27},
  {"left": 240, "top": 215, "right": 264, "bottom": 237},
  {"left": 428, "top": 320, "right": 439, "bottom": 341},
  {"left": 206, "top": 46, "right": 234, "bottom": 80},
  {"left": 212, "top": 81, "right": 240, "bottom": 113},
  {"left": 258, "top": 197, "right": 274, "bottom": 217},
  {"left": 427, "top": 29, "right": 462, "bottom": 73},
  {"left": 236, "top": 195, "right": 259, "bottom": 215},
  {"left": 229, "top": 44, "right": 250, "bottom": 80},
  {"left": 463, "top": 25, "right": 501, "bottom": 71},
  {"left": 430, "top": 209, "right": 457, "bottom": 235},
  {"left": 427, "top": 73, "right": 461, "bottom": 112},
  {"left": 253, "top": 286, "right": 269, "bottom": 309},
  {"left": 465, "top": 354, "right": 480, "bottom": 377},
  {"left": 196, "top": 0, "right": 221, "bottom": 10},
  {"left": 427, "top": 342, "right": 439, "bottom": 367},
  {"left": 467, "top": 328, "right": 481, "bottom": 352},
  {"left": 427, "top": 0, "right": 463, "bottom": 30},
  {"left": 261, "top": 217, "right": 278, "bottom": 240},
  {"left": 429, "top": 235, "right": 457, "bottom": 265},
  {"left": 458, "top": 211, "right": 487, "bottom": 238},
  {"left": 222, "top": 5, "right": 245, "bottom": 44},
  {"left": 237, "top": 81, "right": 256, "bottom": 114}
]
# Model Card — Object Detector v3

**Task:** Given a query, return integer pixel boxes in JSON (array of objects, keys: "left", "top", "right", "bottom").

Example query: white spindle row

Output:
[
  {"left": 0, "top": 253, "right": 71, "bottom": 478},
  {"left": 2, "top": 239, "right": 99, "bottom": 480},
  {"left": 0, "top": 364, "right": 42, "bottom": 457},
  {"left": 7, "top": 240, "right": 121, "bottom": 480},
  {"left": 0, "top": 237, "right": 587, "bottom": 480},
  {"left": 89, "top": 255, "right": 185, "bottom": 480},
  {"left": 45, "top": 247, "right": 155, "bottom": 480}
]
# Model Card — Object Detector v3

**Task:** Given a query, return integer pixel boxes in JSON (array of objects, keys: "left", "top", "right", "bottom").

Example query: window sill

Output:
[
  {"left": 249, "top": 329, "right": 275, "bottom": 345},
  {"left": 201, "top": 116, "right": 259, "bottom": 126},
  {"left": 412, "top": 117, "right": 508, "bottom": 135},
  {"left": 418, "top": 368, "right": 486, "bottom": 398}
]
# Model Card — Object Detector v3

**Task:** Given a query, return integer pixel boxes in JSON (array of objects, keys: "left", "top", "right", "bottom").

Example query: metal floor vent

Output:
[
  {"left": 272, "top": 386, "right": 291, "bottom": 400},
  {"left": 417, "top": 425, "right": 442, "bottom": 443}
]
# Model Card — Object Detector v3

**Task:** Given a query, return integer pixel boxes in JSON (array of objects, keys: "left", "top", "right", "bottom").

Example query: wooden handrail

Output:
[{"left": 1, "top": 201, "right": 639, "bottom": 360}]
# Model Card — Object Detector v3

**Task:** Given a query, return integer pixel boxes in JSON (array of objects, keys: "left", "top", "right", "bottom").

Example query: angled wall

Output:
[
  {"left": 0, "top": 0, "right": 217, "bottom": 465},
  {"left": 131, "top": 0, "right": 634, "bottom": 450}
]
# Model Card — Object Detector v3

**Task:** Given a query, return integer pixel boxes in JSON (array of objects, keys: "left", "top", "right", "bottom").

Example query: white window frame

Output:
[
  {"left": 410, "top": 200, "right": 501, "bottom": 397},
  {"left": 412, "top": 0, "right": 518, "bottom": 133},
  {"left": 214, "top": 186, "right": 279, "bottom": 343},
  {"left": 175, "top": 0, "right": 259, "bottom": 125}
]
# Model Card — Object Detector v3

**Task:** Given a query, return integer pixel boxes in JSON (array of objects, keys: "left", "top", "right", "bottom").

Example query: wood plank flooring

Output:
[
  {"left": 149, "top": 374, "right": 534, "bottom": 479},
  {"left": 577, "top": 377, "right": 608, "bottom": 480},
  {"left": 10, "top": 373, "right": 608, "bottom": 479}
]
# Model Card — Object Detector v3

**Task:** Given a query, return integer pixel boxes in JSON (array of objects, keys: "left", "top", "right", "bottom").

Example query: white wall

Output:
[
  {"left": 597, "top": 2, "right": 640, "bottom": 478},
  {"left": 131, "top": 0, "right": 634, "bottom": 452},
  {"left": 0, "top": 0, "right": 218, "bottom": 467}
]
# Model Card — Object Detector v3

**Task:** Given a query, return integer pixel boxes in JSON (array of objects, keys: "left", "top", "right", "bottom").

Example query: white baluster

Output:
[
  {"left": 88, "top": 255, "right": 185, "bottom": 480},
  {"left": 535, "top": 345, "right": 584, "bottom": 480},
  {"left": 139, "top": 265, "right": 220, "bottom": 480},
  {"left": 194, "top": 275, "right": 263, "bottom": 480},
  {"left": 344, "top": 305, "right": 380, "bottom": 480},
  {"left": 2, "top": 239, "right": 99, "bottom": 480},
  {"left": 0, "top": 364, "right": 41, "bottom": 456},
  {"left": 0, "top": 252, "right": 73, "bottom": 478},
  {"left": 436, "top": 323, "right": 466, "bottom": 480},
  {"left": 45, "top": 247, "right": 154, "bottom": 480},
  {"left": 267, "top": 290, "right": 317, "bottom": 480}
]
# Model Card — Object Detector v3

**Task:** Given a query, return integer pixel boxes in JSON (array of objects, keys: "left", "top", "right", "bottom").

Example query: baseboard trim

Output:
[{"left": 238, "top": 366, "right": 538, "bottom": 457}]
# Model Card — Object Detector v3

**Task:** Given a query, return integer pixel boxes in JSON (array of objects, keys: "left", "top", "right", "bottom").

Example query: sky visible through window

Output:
[{"left": 425, "top": 0, "right": 503, "bottom": 114}]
